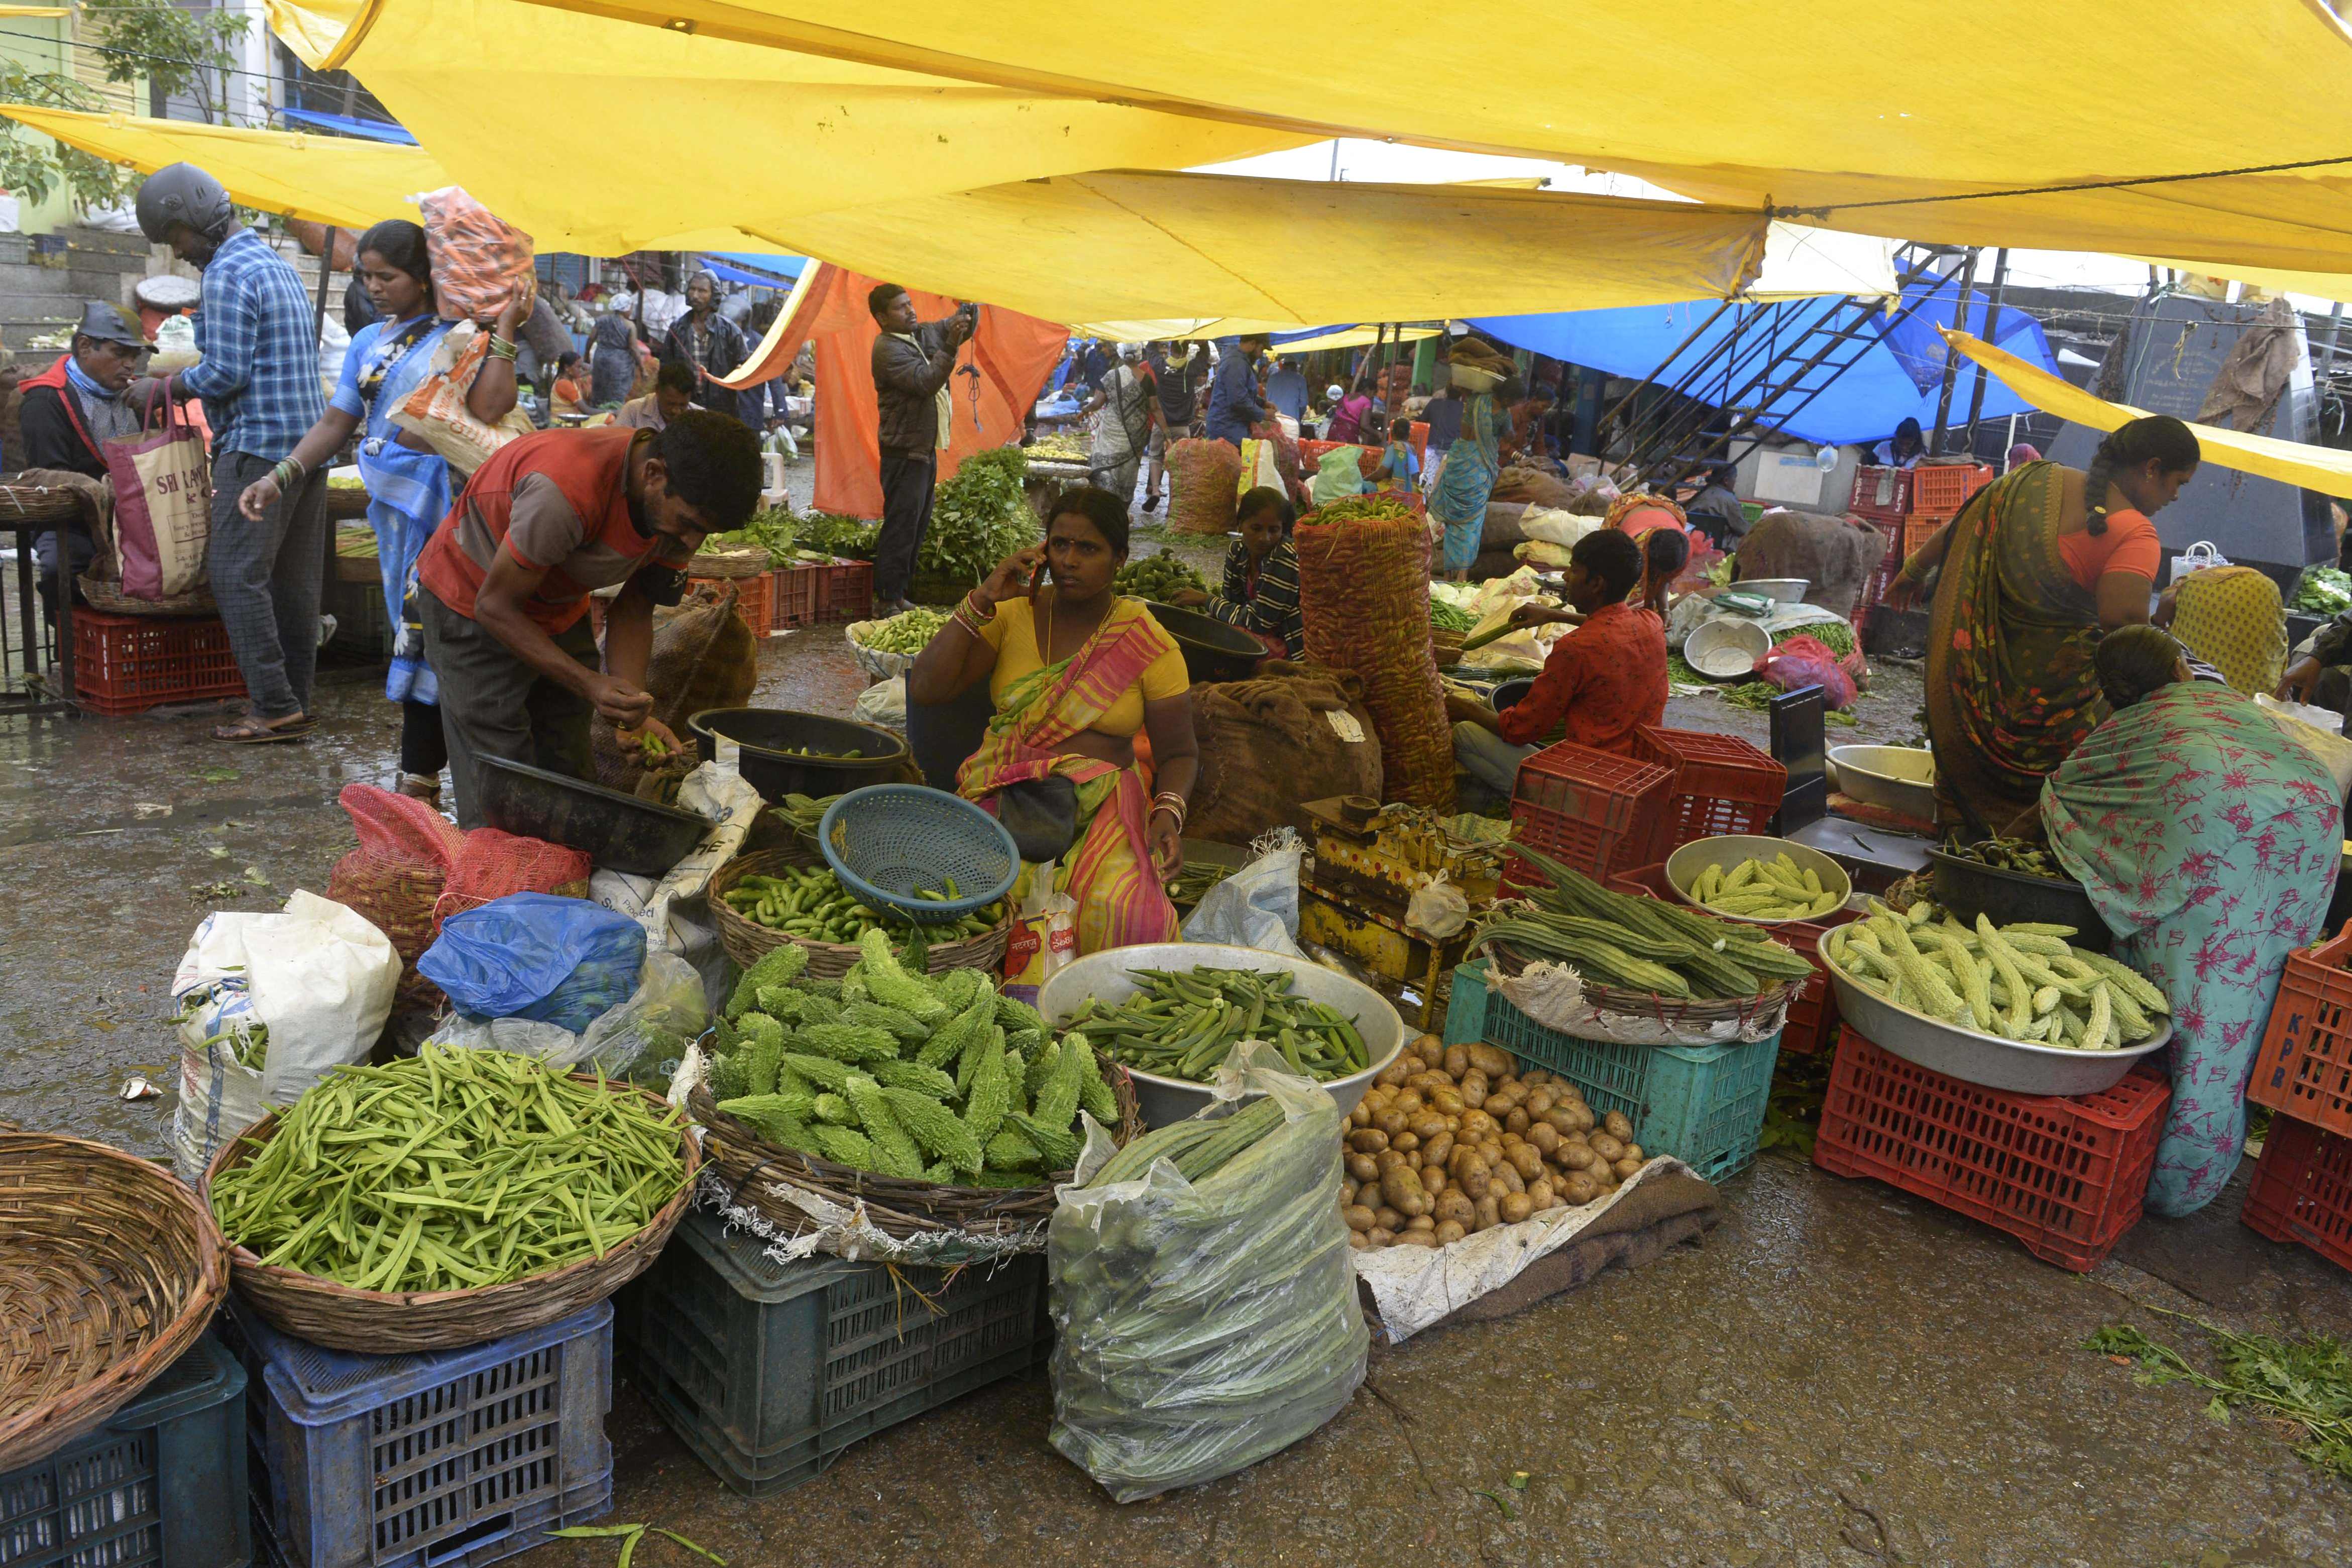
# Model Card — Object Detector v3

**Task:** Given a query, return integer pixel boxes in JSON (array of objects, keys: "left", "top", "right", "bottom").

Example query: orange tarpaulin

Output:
[{"left": 745, "top": 263, "right": 1067, "bottom": 519}]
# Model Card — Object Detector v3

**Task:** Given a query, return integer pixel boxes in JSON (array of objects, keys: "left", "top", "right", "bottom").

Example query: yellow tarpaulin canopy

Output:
[
  {"left": 261, "top": 0, "right": 1308, "bottom": 255},
  {"left": 0, "top": 105, "right": 444, "bottom": 230},
  {"left": 506, "top": 0, "right": 2352, "bottom": 273},
  {"left": 2133, "top": 257, "right": 2352, "bottom": 308},
  {"left": 1944, "top": 328, "right": 2352, "bottom": 502}
]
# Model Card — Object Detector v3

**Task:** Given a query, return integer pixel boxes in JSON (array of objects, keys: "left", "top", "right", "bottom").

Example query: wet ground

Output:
[{"left": 1, "top": 481, "right": 2345, "bottom": 1563}]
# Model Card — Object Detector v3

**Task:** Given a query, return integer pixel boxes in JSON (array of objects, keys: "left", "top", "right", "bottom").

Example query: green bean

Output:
[
  {"left": 1071, "top": 968, "right": 1367, "bottom": 1085},
  {"left": 724, "top": 863, "right": 1003, "bottom": 948}
]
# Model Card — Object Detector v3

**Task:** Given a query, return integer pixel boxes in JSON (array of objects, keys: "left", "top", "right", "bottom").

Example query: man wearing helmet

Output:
[{"left": 134, "top": 162, "right": 328, "bottom": 743}]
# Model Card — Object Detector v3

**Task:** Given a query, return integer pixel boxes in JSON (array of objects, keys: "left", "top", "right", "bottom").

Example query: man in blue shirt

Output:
[
  {"left": 136, "top": 163, "right": 329, "bottom": 743},
  {"left": 1205, "top": 334, "right": 1272, "bottom": 449},
  {"left": 1263, "top": 356, "right": 1310, "bottom": 422}
]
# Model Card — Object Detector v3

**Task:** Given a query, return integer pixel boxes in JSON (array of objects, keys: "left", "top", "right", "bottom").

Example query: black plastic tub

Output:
[
  {"left": 475, "top": 755, "right": 708, "bottom": 876},
  {"left": 1143, "top": 601, "right": 1265, "bottom": 684},
  {"left": 688, "top": 707, "right": 909, "bottom": 804},
  {"left": 1928, "top": 848, "right": 2113, "bottom": 952}
]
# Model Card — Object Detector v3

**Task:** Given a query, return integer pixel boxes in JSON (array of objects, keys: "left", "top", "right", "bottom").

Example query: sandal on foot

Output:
[{"left": 214, "top": 712, "right": 311, "bottom": 744}]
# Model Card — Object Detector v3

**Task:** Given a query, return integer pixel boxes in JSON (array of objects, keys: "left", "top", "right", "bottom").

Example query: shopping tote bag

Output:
[
  {"left": 388, "top": 324, "right": 535, "bottom": 476},
  {"left": 104, "top": 394, "right": 211, "bottom": 600}
]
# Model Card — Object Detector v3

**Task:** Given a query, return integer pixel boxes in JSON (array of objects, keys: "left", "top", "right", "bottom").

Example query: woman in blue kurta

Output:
[
  {"left": 1429, "top": 386, "right": 1501, "bottom": 580},
  {"left": 2043, "top": 626, "right": 2342, "bottom": 1216}
]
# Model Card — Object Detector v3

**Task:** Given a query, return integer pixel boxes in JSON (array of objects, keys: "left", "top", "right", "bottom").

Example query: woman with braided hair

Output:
[{"left": 1885, "top": 415, "right": 2201, "bottom": 837}]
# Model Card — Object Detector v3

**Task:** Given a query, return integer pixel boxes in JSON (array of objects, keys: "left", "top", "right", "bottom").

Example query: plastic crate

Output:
[
  {"left": 218, "top": 1299, "right": 613, "bottom": 1568},
  {"left": 1909, "top": 463, "right": 1992, "bottom": 515},
  {"left": 691, "top": 570, "right": 775, "bottom": 637},
  {"left": 72, "top": 609, "right": 246, "bottom": 716},
  {"left": 816, "top": 558, "right": 873, "bottom": 624},
  {"left": 1901, "top": 509, "right": 1954, "bottom": 557},
  {"left": 2243, "top": 1113, "right": 2352, "bottom": 1273},
  {"left": 1504, "top": 742, "right": 1675, "bottom": 888},
  {"left": 2245, "top": 921, "right": 2352, "bottom": 1139},
  {"left": 1442, "top": 960, "right": 1780, "bottom": 1182},
  {"left": 0, "top": 1335, "right": 248, "bottom": 1568},
  {"left": 1628, "top": 727, "right": 1787, "bottom": 860},
  {"left": 616, "top": 1206, "right": 1046, "bottom": 1496},
  {"left": 770, "top": 562, "right": 825, "bottom": 629},
  {"left": 1813, "top": 1028, "right": 2168, "bottom": 1271},
  {"left": 1848, "top": 465, "right": 1913, "bottom": 516},
  {"left": 1605, "top": 861, "right": 1856, "bottom": 1055}
]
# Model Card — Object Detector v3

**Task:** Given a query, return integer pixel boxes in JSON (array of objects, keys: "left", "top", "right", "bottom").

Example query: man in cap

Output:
[
  {"left": 662, "top": 268, "right": 756, "bottom": 426},
  {"left": 17, "top": 301, "right": 150, "bottom": 608},
  {"left": 134, "top": 161, "right": 328, "bottom": 743},
  {"left": 1081, "top": 342, "right": 1160, "bottom": 507},
  {"left": 867, "top": 281, "right": 979, "bottom": 614}
]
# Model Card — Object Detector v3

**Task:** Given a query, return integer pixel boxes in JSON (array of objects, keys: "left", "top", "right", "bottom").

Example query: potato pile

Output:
[{"left": 1340, "top": 1034, "right": 1641, "bottom": 1251}]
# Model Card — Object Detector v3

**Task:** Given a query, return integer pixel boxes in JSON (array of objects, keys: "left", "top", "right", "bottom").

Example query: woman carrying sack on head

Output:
[{"left": 239, "top": 220, "right": 521, "bottom": 797}]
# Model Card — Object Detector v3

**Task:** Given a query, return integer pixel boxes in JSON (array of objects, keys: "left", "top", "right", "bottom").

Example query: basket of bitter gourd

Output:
[
  {"left": 688, "top": 935, "right": 1142, "bottom": 1254},
  {"left": 1471, "top": 844, "right": 1816, "bottom": 1034}
]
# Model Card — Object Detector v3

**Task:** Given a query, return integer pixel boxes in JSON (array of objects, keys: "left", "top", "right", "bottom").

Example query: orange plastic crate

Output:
[
  {"left": 692, "top": 570, "right": 775, "bottom": 636},
  {"left": 73, "top": 609, "right": 246, "bottom": 715},
  {"left": 1627, "top": 726, "right": 1786, "bottom": 860},
  {"left": 1814, "top": 1029, "right": 2168, "bottom": 1271},
  {"left": 770, "top": 562, "right": 825, "bottom": 629},
  {"left": 1606, "top": 861, "right": 1855, "bottom": 1054},
  {"left": 1901, "top": 510, "right": 1955, "bottom": 557},
  {"left": 2245, "top": 921, "right": 2352, "bottom": 1138},
  {"left": 817, "top": 558, "right": 874, "bottom": 624},
  {"left": 2243, "top": 1113, "right": 2352, "bottom": 1274},
  {"left": 1504, "top": 742, "right": 1673, "bottom": 888},
  {"left": 1909, "top": 463, "right": 1992, "bottom": 515}
]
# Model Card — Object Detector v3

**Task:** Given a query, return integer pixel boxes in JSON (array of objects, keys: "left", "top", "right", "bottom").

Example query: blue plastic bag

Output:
[{"left": 418, "top": 892, "right": 646, "bottom": 1034}]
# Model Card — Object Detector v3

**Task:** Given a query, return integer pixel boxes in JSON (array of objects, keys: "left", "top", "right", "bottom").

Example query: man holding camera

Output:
[{"left": 867, "top": 284, "right": 978, "bottom": 615}]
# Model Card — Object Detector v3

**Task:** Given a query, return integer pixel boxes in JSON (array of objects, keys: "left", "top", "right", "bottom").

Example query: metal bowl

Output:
[
  {"left": 1036, "top": 942, "right": 1407, "bottom": 1128},
  {"left": 1686, "top": 616, "right": 1772, "bottom": 679},
  {"left": 1828, "top": 744, "right": 1936, "bottom": 820},
  {"left": 1664, "top": 834, "right": 1852, "bottom": 927},
  {"left": 475, "top": 755, "right": 708, "bottom": 877},
  {"left": 1823, "top": 961, "right": 2168, "bottom": 1096}
]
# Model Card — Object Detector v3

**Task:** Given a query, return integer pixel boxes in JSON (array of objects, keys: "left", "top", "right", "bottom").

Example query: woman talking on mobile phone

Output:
[{"left": 906, "top": 485, "right": 1197, "bottom": 954}]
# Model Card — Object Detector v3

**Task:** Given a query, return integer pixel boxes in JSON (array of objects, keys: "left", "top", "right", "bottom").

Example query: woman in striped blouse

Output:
[{"left": 1172, "top": 486, "right": 1304, "bottom": 660}]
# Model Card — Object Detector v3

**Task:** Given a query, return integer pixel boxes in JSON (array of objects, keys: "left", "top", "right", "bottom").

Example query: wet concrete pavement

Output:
[{"left": 2, "top": 498, "right": 2346, "bottom": 1564}]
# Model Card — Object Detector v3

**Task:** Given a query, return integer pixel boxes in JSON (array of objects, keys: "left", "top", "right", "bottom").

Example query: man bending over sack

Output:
[
  {"left": 1445, "top": 529, "right": 1666, "bottom": 797},
  {"left": 415, "top": 412, "right": 761, "bottom": 827}
]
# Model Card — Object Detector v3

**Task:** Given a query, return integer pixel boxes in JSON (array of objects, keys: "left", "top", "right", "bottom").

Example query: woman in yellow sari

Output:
[{"left": 907, "top": 486, "right": 1197, "bottom": 954}]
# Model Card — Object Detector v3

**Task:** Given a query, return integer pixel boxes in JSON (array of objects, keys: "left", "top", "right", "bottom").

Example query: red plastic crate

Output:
[
  {"left": 1628, "top": 726, "right": 1787, "bottom": 860},
  {"left": 770, "top": 562, "right": 825, "bottom": 629},
  {"left": 2245, "top": 921, "right": 2352, "bottom": 1138},
  {"left": 693, "top": 570, "right": 775, "bottom": 636},
  {"left": 1606, "top": 861, "right": 1856, "bottom": 1054},
  {"left": 1909, "top": 463, "right": 1992, "bottom": 515},
  {"left": 2243, "top": 1113, "right": 2352, "bottom": 1273},
  {"left": 73, "top": 608, "right": 246, "bottom": 715},
  {"left": 1505, "top": 742, "right": 1673, "bottom": 888},
  {"left": 1848, "top": 465, "right": 1913, "bottom": 516},
  {"left": 818, "top": 557, "right": 874, "bottom": 624},
  {"left": 1813, "top": 1028, "right": 2169, "bottom": 1271}
]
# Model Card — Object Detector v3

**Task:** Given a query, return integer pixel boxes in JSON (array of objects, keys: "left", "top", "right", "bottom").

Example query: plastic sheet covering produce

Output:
[
  {"left": 418, "top": 891, "right": 647, "bottom": 1034},
  {"left": 1048, "top": 1045, "right": 1367, "bottom": 1501}
]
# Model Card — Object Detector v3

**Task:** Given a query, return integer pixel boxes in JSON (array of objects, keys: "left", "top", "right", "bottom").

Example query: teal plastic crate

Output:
[
  {"left": 1445, "top": 960, "right": 1779, "bottom": 1182},
  {"left": 0, "top": 1334, "right": 248, "bottom": 1568},
  {"left": 615, "top": 1205, "right": 1046, "bottom": 1497}
]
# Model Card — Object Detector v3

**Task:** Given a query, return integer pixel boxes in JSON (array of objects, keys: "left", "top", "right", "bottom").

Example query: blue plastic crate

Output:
[
  {"left": 216, "top": 1301, "right": 612, "bottom": 1568},
  {"left": 1445, "top": 960, "right": 1780, "bottom": 1182},
  {"left": 0, "top": 1335, "right": 248, "bottom": 1568},
  {"left": 616, "top": 1205, "right": 1046, "bottom": 1496}
]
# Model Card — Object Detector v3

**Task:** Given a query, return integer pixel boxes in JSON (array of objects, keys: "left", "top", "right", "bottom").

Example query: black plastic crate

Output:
[
  {"left": 0, "top": 1334, "right": 248, "bottom": 1568},
  {"left": 616, "top": 1206, "right": 1045, "bottom": 1495}
]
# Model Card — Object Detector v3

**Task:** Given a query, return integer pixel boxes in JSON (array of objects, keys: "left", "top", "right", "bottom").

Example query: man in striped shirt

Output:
[{"left": 137, "top": 163, "right": 329, "bottom": 744}]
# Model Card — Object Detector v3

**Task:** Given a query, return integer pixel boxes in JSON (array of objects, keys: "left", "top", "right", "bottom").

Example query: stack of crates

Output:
[
  {"left": 2241, "top": 922, "right": 2352, "bottom": 1273},
  {"left": 1626, "top": 726, "right": 1786, "bottom": 862},
  {"left": 1845, "top": 462, "right": 1992, "bottom": 635},
  {"left": 1504, "top": 741, "right": 1675, "bottom": 889}
]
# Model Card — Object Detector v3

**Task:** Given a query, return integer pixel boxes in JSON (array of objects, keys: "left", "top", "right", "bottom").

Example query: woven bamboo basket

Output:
[
  {"left": 1431, "top": 625, "right": 1467, "bottom": 664},
  {"left": 0, "top": 483, "right": 88, "bottom": 526},
  {"left": 198, "top": 1078, "right": 700, "bottom": 1354},
  {"left": 76, "top": 574, "right": 219, "bottom": 616},
  {"left": 324, "top": 483, "right": 372, "bottom": 522},
  {"left": 1485, "top": 939, "right": 1801, "bottom": 1035},
  {"left": 0, "top": 1133, "right": 229, "bottom": 1471},
  {"left": 689, "top": 1055, "right": 1142, "bottom": 1248},
  {"left": 708, "top": 847, "right": 1014, "bottom": 980}
]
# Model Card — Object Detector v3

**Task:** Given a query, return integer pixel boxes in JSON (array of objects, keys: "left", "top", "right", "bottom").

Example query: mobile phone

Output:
[{"left": 1028, "top": 555, "right": 1050, "bottom": 600}]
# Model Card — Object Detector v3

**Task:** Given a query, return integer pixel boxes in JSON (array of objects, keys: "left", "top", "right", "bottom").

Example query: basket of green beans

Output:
[
  {"left": 199, "top": 1046, "right": 698, "bottom": 1354},
  {"left": 710, "top": 848, "right": 1014, "bottom": 981}
]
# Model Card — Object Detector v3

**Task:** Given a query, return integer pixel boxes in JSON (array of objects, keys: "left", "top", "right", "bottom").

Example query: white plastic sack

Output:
[
  {"left": 425, "top": 949, "right": 706, "bottom": 1079},
  {"left": 1518, "top": 506, "right": 1599, "bottom": 549},
  {"left": 1182, "top": 829, "right": 1306, "bottom": 958},
  {"left": 588, "top": 761, "right": 762, "bottom": 1010},
  {"left": 169, "top": 890, "right": 399, "bottom": 1182},
  {"left": 1495, "top": 958, "right": 1788, "bottom": 1047},
  {"left": 852, "top": 677, "right": 908, "bottom": 732}
]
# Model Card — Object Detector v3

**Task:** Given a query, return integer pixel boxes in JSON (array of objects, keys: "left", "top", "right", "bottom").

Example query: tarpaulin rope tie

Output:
[{"left": 1773, "top": 153, "right": 2352, "bottom": 220}]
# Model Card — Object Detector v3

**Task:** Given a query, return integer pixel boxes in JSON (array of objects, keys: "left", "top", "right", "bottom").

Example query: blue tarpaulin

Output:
[
  {"left": 1472, "top": 276, "right": 2060, "bottom": 447},
  {"left": 275, "top": 106, "right": 416, "bottom": 144},
  {"left": 699, "top": 253, "right": 805, "bottom": 288}
]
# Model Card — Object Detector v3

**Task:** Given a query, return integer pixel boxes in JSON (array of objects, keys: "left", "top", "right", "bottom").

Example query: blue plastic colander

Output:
[{"left": 818, "top": 785, "right": 1019, "bottom": 923}]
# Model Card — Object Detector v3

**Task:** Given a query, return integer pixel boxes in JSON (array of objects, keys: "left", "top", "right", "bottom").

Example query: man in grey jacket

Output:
[{"left": 868, "top": 283, "right": 979, "bottom": 613}]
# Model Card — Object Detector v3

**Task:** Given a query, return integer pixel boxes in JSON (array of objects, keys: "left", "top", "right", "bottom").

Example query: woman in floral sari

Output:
[
  {"left": 907, "top": 486, "right": 1197, "bottom": 954},
  {"left": 2043, "top": 627, "right": 2341, "bottom": 1216},
  {"left": 1887, "top": 417, "right": 2201, "bottom": 837},
  {"left": 236, "top": 219, "right": 518, "bottom": 785},
  {"left": 1430, "top": 385, "right": 1504, "bottom": 581}
]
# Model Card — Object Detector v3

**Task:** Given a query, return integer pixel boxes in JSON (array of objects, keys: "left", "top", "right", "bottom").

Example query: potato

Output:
[
  {"left": 1561, "top": 1172, "right": 1599, "bottom": 1205},
  {"left": 1560, "top": 1102, "right": 1596, "bottom": 1134},
  {"left": 1454, "top": 1158, "right": 1491, "bottom": 1200},
  {"left": 1339, "top": 1178, "right": 1359, "bottom": 1206},
  {"left": 1382, "top": 1165, "right": 1431, "bottom": 1218},
  {"left": 1349, "top": 1127, "right": 1389, "bottom": 1155},
  {"left": 1545, "top": 1106, "right": 1582, "bottom": 1134},
  {"left": 1393, "top": 1089, "right": 1425, "bottom": 1115},
  {"left": 1408, "top": 1112, "right": 1448, "bottom": 1141},
  {"left": 1374, "top": 1108, "right": 1409, "bottom": 1139},
  {"left": 1508, "top": 1144, "right": 1545, "bottom": 1182},
  {"left": 1392, "top": 1130, "right": 1420, "bottom": 1154},
  {"left": 1498, "top": 1191, "right": 1535, "bottom": 1224},
  {"left": 1342, "top": 1203, "right": 1377, "bottom": 1233},
  {"left": 1526, "top": 1178, "right": 1555, "bottom": 1210},
  {"left": 1375, "top": 1205, "right": 1405, "bottom": 1231},
  {"left": 1429, "top": 1087, "right": 1467, "bottom": 1116},
  {"left": 1614, "top": 1156, "right": 1642, "bottom": 1180},
  {"left": 1505, "top": 1107, "right": 1531, "bottom": 1135},
  {"left": 1603, "top": 1110, "right": 1634, "bottom": 1142},
  {"left": 1499, "top": 1079, "right": 1531, "bottom": 1107},
  {"left": 1415, "top": 1032, "right": 1446, "bottom": 1065},
  {"left": 1621, "top": 1143, "right": 1642, "bottom": 1163},
  {"left": 1420, "top": 1165, "right": 1446, "bottom": 1195},
  {"left": 1349, "top": 1101, "right": 1373, "bottom": 1129},
  {"left": 1435, "top": 1219, "right": 1468, "bottom": 1245},
  {"left": 1555, "top": 1142, "right": 1594, "bottom": 1171},
  {"left": 1466, "top": 1044, "right": 1514, "bottom": 1079},
  {"left": 1525, "top": 1088, "right": 1555, "bottom": 1117},
  {"left": 1481, "top": 1093, "right": 1513, "bottom": 1119},
  {"left": 1375, "top": 1057, "right": 1411, "bottom": 1088},
  {"left": 1421, "top": 1130, "right": 1454, "bottom": 1169},
  {"left": 1346, "top": 1152, "right": 1381, "bottom": 1184},
  {"left": 1374, "top": 1148, "right": 1407, "bottom": 1174},
  {"left": 1588, "top": 1133, "right": 1624, "bottom": 1163},
  {"left": 1458, "top": 1108, "right": 1497, "bottom": 1139},
  {"left": 1367, "top": 1226, "right": 1394, "bottom": 1247},
  {"left": 1435, "top": 1189, "right": 1476, "bottom": 1226},
  {"left": 1492, "top": 1161, "right": 1524, "bottom": 1195},
  {"left": 1393, "top": 1228, "right": 1439, "bottom": 1249},
  {"left": 1473, "top": 1194, "right": 1501, "bottom": 1231},
  {"left": 1528, "top": 1123, "right": 1560, "bottom": 1156},
  {"left": 1405, "top": 1215, "right": 1434, "bottom": 1235},
  {"left": 1459, "top": 1070, "right": 1490, "bottom": 1104}
]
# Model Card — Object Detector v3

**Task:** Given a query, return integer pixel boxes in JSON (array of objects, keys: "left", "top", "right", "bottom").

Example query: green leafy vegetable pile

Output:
[
  {"left": 920, "top": 448, "right": 1040, "bottom": 587},
  {"left": 2293, "top": 565, "right": 2352, "bottom": 615},
  {"left": 797, "top": 511, "right": 881, "bottom": 560},
  {"left": 2091, "top": 1309, "right": 2352, "bottom": 1483}
]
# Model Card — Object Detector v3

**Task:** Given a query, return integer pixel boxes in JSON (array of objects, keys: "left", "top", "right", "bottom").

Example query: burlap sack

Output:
[
  {"left": 1186, "top": 662, "right": 1383, "bottom": 845},
  {"left": 590, "top": 581, "right": 758, "bottom": 790}
]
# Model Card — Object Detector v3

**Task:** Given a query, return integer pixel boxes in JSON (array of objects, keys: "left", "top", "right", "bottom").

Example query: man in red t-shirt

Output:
[
  {"left": 1447, "top": 529, "right": 1666, "bottom": 798},
  {"left": 416, "top": 410, "right": 760, "bottom": 827}
]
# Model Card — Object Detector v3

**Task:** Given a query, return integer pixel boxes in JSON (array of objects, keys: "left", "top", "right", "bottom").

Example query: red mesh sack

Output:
[
  {"left": 1755, "top": 634, "right": 1858, "bottom": 709},
  {"left": 431, "top": 828, "right": 594, "bottom": 931},
  {"left": 418, "top": 186, "right": 536, "bottom": 323},
  {"left": 1296, "top": 502, "right": 1455, "bottom": 810},
  {"left": 326, "top": 784, "right": 466, "bottom": 1006},
  {"left": 1165, "top": 437, "right": 1242, "bottom": 535}
]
